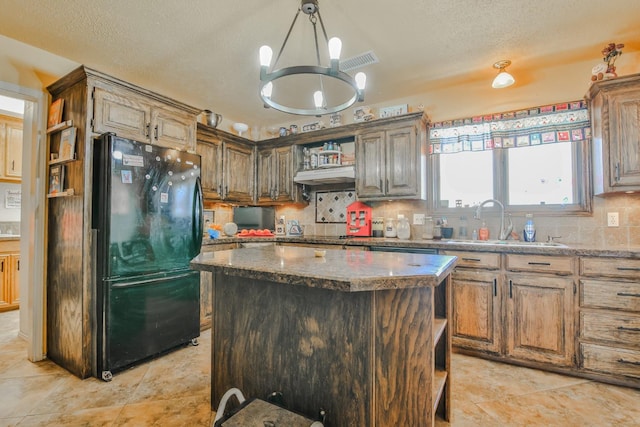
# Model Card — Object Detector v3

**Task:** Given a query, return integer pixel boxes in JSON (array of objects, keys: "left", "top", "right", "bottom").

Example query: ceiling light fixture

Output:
[
  {"left": 259, "top": 0, "right": 366, "bottom": 116},
  {"left": 491, "top": 60, "right": 515, "bottom": 89}
]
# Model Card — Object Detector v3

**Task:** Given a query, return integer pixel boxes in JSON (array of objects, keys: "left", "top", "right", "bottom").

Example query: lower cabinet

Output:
[
  {"left": 0, "top": 241, "right": 20, "bottom": 312},
  {"left": 443, "top": 251, "right": 501, "bottom": 354},
  {"left": 505, "top": 273, "right": 575, "bottom": 366},
  {"left": 578, "top": 257, "right": 640, "bottom": 386},
  {"left": 443, "top": 250, "right": 577, "bottom": 368}
]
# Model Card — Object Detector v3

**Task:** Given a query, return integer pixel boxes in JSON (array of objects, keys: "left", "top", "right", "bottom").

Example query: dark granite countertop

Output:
[
  {"left": 190, "top": 245, "right": 457, "bottom": 292},
  {"left": 201, "top": 235, "right": 640, "bottom": 259}
]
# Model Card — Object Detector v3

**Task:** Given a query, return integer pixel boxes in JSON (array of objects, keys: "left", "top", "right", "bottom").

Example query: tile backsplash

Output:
[{"left": 277, "top": 191, "right": 640, "bottom": 247}]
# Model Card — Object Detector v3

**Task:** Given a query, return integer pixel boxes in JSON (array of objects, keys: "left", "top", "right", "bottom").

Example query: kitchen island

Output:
[{"left": 190, "top": 245, "right": 457, "bottom": 426}]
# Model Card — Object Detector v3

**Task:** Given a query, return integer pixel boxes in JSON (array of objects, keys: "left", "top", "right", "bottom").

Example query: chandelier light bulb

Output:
[
  {"left": 328, "top": 37, "right": 342, "bottom": 60},
  {"left": 313, "top": 90, "right": 324, "bottom": 108},
  {"left": 355, "top": 72, "right": 367, "bottom": 90},
  {"left": 259, "top": 45, "right": 273, "bottom": 67},
  {"left": 262, "top": 81, "right": 273, "bottom": 98}
]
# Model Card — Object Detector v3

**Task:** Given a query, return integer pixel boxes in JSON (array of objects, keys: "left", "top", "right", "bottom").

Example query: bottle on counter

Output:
[
  {"left": 472, "top": 229, "right": 478, "bottom": 240},
  {"left": 423, "top": 216, "right": 434, "bottom": 239},
  {"left": 478, "top": 221, "right": 490, "bottom": 241},
  {"left": 523, "top": 213, "right": 536, "bottom": 242},
  {"left": 433, "top": 219, "right": 442, "bottom": 240},
  {"left": 397, "top": 216, "right": 411, "bottom": 240},
  {"left": 384, "top": 218, "right": 397, "bottom": 238},
  {"left": 459, "top": 216, "right": 468, "bottom": 239}
]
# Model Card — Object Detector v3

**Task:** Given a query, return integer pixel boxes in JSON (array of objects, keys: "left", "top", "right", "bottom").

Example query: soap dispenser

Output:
[{"left": 478, "top": 221, "right": 490, "bottom": 241}]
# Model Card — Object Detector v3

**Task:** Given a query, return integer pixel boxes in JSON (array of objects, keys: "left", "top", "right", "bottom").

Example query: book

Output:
[
  {"left": 48, "top": 99, "right": 64, "bottom": 128},
  {"left": 58, "top": 127, "right": 77, "bottom": 161},
  {"left": 49, "top": 164, "right": 64, "bottom": 194}
]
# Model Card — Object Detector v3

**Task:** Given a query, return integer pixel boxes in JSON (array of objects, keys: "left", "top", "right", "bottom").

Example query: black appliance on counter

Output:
[
  {"left": 92, "top": 133, "right": 203, "bottom": 381},
  {"left": 233, "top": 207, "right": 275, "bottom": 231}
]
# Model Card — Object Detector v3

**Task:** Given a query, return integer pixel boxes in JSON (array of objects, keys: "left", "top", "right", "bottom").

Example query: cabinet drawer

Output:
[
  {"left": 581, "top": 310, "right": 640, "bottom": 347},
  {"left": 506, "top": 254, "right": 574, "bottom": 275},
  {"left": 440, "top": 251, "right": 500, "bottom": 270},
  {"left": 581, "top": 343, "right": 640, "bottom": 379},
  {"left": 581, "top": 279, "right": 640, "bottom": 311},
  {"left": 580, "top": 257, "right": 640, "bottom": 279}
]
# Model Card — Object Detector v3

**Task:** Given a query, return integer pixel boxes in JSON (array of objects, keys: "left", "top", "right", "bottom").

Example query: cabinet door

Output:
[
  {"left": 9, "top": 255, "right": 19, "bottom": 306},
  {"left": 451, "top": 270, "right": 501, "bottom": 354},
  {"left": 196, "top": 137, "right": 223, "bottom": 201},
  {"left": 385, "top": 125, "right": 420, "bottom": 197},
  {"left": 5, "top": 121, "right": 23, "bottom": 179},
  {"left": 506, "top": 274, "right": 575, "bottom": 366},
  {"left": 273, "top": 145, "right": 298, "bottom": 203},
  {"left": 0, "top": 255, "right": 11, "bottom": 310},
  {"left": 223, "top": 141, "right": 255, "bottom": 203},
  {"left": 609, "top": 88, "right": 640, "bottom": 187},
  {"left": 93, "top": 86, "right": 151, "bottom": 142},
  {"left": 256, "top": 148, "right": 274, "bottom": 203},
  {"left": 356, "top": 130, "right": 385, "bottom": 197},
  {"left": 151, "top": 107, "right": 195, "bottom": 151}
]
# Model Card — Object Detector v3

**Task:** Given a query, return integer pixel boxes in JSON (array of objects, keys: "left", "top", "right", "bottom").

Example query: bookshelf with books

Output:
[{"left": 46, "top": 119, "right": 77, "bottom": 198}]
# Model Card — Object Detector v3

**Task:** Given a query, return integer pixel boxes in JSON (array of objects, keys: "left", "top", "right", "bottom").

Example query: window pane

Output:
[
  {"left": 439, "top": 151, "right": 493, "bottom": 208},
  {"left": 508, "top": 143, "right": 574, "bottom": 205}
]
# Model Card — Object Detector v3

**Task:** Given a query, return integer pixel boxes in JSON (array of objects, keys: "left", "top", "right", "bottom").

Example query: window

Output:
[{"left": 430, "top": 101, "right": 591, "bottom": 214}]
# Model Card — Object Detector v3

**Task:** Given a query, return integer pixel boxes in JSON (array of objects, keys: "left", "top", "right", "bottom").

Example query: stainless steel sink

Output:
[{"left": 444, "top": 239, "right": 567, "bottom": 248}]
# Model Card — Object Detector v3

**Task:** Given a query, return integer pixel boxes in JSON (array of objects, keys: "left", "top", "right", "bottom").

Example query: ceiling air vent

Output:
[{"left": 339, "top": 51, "right": 379, "bottom": 72}]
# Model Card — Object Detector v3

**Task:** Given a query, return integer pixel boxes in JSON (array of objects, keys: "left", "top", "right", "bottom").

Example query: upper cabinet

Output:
[
  {"left": 0, "top": 114, "right": 23, "bottom": 182},
  {"left": 588, "top": 73, "right": 640, "bottom": 195},
  {"left": 257, "top": 145, "right": 302, "bottom": 205},
  {"left": 356, "top": 117, "right": 428, "bottom": 200},
  {"left": 197, "top": 123, "right": 254, "bottom": 204},
  {"left": 92, "top": 82, "right": 196, "bottom": 151}
]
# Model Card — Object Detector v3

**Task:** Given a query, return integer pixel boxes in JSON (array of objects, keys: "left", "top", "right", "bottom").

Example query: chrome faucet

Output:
[{"left": 474, "top": 199, "right": 513, "bottom": 240}]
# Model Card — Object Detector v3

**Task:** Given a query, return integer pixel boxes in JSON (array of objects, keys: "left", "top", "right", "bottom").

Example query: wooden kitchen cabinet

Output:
[
  {"left": 222, "top": 140, "right": 254, "bottom": 203},
  {"left": 441, "top": 250, "right": 501, "bottom": 354},
  {"left": 196, "top": 126, "right": 223, "bottom": 200},
  {"left": 256, "top": 145, "right": 302, "bottom": 204},
  {"left": 505, "top": 254, "right": 576, "bottom": 366},
  {"left": 0, "top": 114, "right": 23, "bottom": 182},
  {"left": 92, "top": 82, "right": 196, "bottom": 151},
  {"left": 0, "top": 240, "right": 20, "bottom": 312},
  {"left": 578, "top": 257, "right": 640, "bottom": 387},
  {"left": 356, "top": 119, "right": 427, "bottom": 200},
  {"left": 196, "top": 123, "right": 255, "bottom": 203},
  {"left": 45, "top": 66, "right": 200, "bottom": 378},
  {"left": 588, "top": 72, "right": 640, "bottom": 195}
]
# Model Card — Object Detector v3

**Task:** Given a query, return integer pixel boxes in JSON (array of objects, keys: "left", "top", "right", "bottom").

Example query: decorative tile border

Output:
[{"left": 315, "top": 190, "right": 356, "bottom": 223}]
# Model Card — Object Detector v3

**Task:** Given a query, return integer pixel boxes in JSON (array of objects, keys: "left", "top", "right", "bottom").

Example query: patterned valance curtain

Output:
[{"left": 429, "top": 100, "right": 591, "bottom": 154}]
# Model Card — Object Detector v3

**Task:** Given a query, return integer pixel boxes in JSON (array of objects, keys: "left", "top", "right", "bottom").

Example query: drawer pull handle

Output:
[
  {"left": 493, "top": 278, "right": 497, "bottom": 297},
  {"left": 462, "top": 258, "right": 481, "bottom": 262},
  {"left": 617, "top": 292, "right": 640, "bottom": 298},
  {"left": 617, "top": 358, "right": 640, "bottom": 367},
  {"left": 616, "top": 267, "right": 640, "bottom": 271},
  {"left": 617, "top": 326, "right": 640, "bottom": 332},
  {"left": 528, "top": 262, "right": 551, "bottom": 266}
]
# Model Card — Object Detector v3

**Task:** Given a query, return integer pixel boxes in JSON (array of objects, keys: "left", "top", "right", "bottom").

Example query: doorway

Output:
[{"left": 0, "top": 84, "right": 47, "bottom": 362}]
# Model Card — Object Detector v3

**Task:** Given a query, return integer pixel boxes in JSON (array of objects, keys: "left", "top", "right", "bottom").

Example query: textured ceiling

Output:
[{"left": 1, "top": 0, "right": 640, "bottom": 129}]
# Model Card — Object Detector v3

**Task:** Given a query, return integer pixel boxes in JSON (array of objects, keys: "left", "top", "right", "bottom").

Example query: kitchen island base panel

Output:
[{"left": 212, "top": 272, "right": 447, "bottom": 426}]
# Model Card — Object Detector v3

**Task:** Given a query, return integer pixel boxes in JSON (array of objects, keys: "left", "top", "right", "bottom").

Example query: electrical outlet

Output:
[
  {"left": 413, "top": 213, "right": 425, "bottom": 225},
  {"left": 607, "top": 212, "right": 619, "bottom": 227}
]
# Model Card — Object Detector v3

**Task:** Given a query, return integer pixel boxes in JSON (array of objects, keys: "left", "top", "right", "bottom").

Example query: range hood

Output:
[{"left": 294, "top": 165, "right": 355, "bottom": 185}]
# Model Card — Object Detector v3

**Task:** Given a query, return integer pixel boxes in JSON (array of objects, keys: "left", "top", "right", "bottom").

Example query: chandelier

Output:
[{"left": 259, "top": 0, "right": 366, "bottom": 116}]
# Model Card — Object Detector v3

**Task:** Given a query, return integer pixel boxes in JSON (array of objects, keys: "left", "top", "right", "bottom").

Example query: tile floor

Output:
[{"left": 1, "top": 309, "right": 639, "bottom": 426}]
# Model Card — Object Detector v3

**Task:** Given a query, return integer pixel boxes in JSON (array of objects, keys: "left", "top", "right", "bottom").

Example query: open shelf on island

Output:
[{"left": 49, "top": 153, "right": 78, "bottom": 166}]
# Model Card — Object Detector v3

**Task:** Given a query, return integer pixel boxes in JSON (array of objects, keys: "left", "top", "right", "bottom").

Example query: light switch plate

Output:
[
  {"left": 413, "top": 213, "right": 425, "bottom": 225},
  {"left": 607, "top": 212, "right": 619, "bottom": 227}
]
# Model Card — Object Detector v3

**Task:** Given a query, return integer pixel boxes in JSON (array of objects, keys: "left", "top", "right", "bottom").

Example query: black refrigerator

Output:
[{"left": 92, "top": 133, "right": 203, "bottom": 381}]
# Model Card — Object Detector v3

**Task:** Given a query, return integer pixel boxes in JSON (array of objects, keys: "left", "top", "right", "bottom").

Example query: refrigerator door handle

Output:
[{"left": 193, "top": 177, "right": 204, "bottom": 255}]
